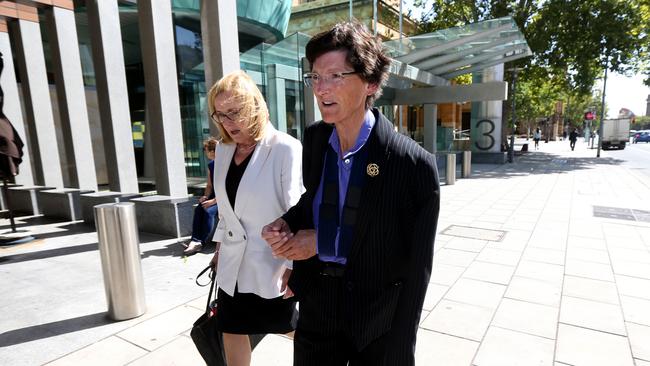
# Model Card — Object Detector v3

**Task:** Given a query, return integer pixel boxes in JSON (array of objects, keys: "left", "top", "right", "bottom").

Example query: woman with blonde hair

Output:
[{"left": 207, "top": 70, "right": 303, "bottom": 366}]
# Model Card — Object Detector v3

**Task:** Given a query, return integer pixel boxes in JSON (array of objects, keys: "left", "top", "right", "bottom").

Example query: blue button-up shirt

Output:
[{"left": 312, "top": 110, "right": 375, "bottom": 264}]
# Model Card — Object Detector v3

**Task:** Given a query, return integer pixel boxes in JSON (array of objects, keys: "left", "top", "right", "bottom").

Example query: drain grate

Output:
[
  {"left": 593, "top": 206, "right": 650, "bottom": 222},
  {"left": 441, "top": 225, "right": 506, "bottom": 242}
]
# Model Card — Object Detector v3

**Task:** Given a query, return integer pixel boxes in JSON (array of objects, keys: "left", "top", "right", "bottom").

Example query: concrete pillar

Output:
[
  {"left": 137, "top": 0, "right": 187, "bottom": 197},
  {"left": 201, "top": 0, "right": 240, "bottom": 137},
  {"left": 471, "top": 64, "right": 504, "bottom": 154},
  {"left": 423, "top": 104, "right": 437, "bottom": 154},
  {"left": 266, "top": 65, "right": 287, "bottom": 133},
  {"left": 45, "top": 7, "right": 98, "bottom": 191},
  {"left": 86, "top": 0, "right": 139, "bottom": 193},
  {"left": 10, "top": 19, "right": 64, "bottom": 188},
  {"left": 0, "top": 31, "right": 34, "bottom": 185}
]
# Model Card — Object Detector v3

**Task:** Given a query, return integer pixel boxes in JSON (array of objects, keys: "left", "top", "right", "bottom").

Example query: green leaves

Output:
[{"left": 411, "top": 0, "right": 650, "bottom": 123}]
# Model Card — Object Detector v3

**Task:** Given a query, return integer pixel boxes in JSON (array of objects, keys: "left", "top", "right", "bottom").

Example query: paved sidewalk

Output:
[{"left": 2, "top": 139, "right": 650, "bottom": 365}]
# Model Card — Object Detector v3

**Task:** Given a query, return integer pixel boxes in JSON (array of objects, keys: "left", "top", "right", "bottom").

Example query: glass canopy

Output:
[{"left": 383, "top": 16, "right": 531, "bottom": 79}]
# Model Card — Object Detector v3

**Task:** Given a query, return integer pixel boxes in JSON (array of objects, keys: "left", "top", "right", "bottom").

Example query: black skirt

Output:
[{"left": 216, "top": 287, "right": 298, "bottom": 334}]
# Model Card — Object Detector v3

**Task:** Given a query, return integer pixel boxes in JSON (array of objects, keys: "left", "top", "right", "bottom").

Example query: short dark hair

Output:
[
  {"left": 203, "top": 137, "right": 217, "bottom": 152},
  {"left": 305, "top": 20, "right": 390, "bottom": 109}
]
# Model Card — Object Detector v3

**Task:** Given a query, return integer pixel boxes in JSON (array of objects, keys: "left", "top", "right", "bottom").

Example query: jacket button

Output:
[
  {"left": 243, "top": 235, "right": 247, "bottom": 240},
  {"left": 228, "top": 231, "right": 233, "bottom": 237},
  {"left": 346, "top": 281, "right": 354, "bottom": 291}
]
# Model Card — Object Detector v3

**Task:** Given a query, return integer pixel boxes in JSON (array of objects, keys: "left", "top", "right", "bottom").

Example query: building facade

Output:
[{"left": 0, "top": 0, "right": 529, "bottom": 236}]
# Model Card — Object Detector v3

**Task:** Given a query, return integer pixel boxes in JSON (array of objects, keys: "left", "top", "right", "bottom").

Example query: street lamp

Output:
[
  {"left": 597, "top": 50, "right": 609, "bottom": 158},
  {"left": 507, "top": 67, "right": 523, "bottom": 163}
]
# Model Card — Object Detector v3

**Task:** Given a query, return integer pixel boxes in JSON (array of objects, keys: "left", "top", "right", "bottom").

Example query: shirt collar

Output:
[{"left": 329, "top": 109, "right": 376, "bottom": 159}]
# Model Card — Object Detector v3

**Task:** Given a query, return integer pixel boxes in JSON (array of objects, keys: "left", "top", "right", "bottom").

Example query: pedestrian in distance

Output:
[
  {"left": 261, "top": 21, "right": 440, "bottom": 366},
  {"left": 207, "top": 70, "right": 304, "bottom": 366},
  {"left": 569, "top": 128, "right": 579, "bottom": 151},
  {"left": 533, "top": 127, "right": 541, "bottom": 150},
  {"left": 182, "top": 138, "right": 219, "bottom": 255}
]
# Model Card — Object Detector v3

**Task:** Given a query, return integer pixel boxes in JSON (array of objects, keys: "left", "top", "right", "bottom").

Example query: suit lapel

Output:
[
  {"left": 347, "top": 111, "right": 393, "bottom": 263},
  {"left": 214, "top": 142, "right": 242, "bottom": 228},
  {"left": 233, "top": 123, "right": 275, "bottom": 218}
]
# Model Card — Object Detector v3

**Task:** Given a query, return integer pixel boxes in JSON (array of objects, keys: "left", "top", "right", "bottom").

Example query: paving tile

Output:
[
  {"left": 610, "top": 248, "right": 650, "bottom": 264},
  {"left": 564, "top": 258, "right": 614, "bottom": 282},
  {"left": 611, "top": 260, "right": 650, "bottom": 279},
  {"left": 502, "top": 219, "right": 536, "bottom": 231},
  {"left": 606, "top": 235, "right": 647, "bottom": 250},
  {"left": 462, "top": 261, "right": 515, "bottom": 285},
  {"left": 636, "top": 359, "right": 650, "bottom": 366},
  {"left": 615, "top": 275, "right": 650, "bottom": 300},
  {"left": 523, "top": 247, "right": 565, "bottom": 265},
  {"left": 444, "top": 278, "right": 506, "bottom": 309},
  {"left": 492, "top": 298, "right": 558, "bottom": 339},
  {"left": 505, "top": 276, "right": 562, "bottom": 307},
  {"left": 185, "top": 294, "right": 209, "bottom": 311},
  {"left": 422, "top": 283, "right": 449, "bottom": 311},
  {"left": 559, "top": 296, "right": 626, "bottom": 336},
  {"left": 443, "top": 237, "right": 488, "bottom": 253},
  {"left": 127, "top": 335, "right": 205, "bottom": 366},
  {"left": 476, "top": 247, "right": 522, "bottom": 266},
  {"left": 430, "top": 263, "right": 465, "bottom": 286},
  {"left": 250, "top": 334, "right": 293, "bottom": 366},
  {"left": 569, "top": 223, "right": 604, "bottom": 239},
  {"left": 562, "top": 275, "right": 620, "bottom": 305},
  {"left": 567, "top": 236, "right": 607, "bottom": 251},
  {"left": 626, "top": 322, "right": 650, "bottom": 361},
  {"left": 473, "top": 326, "right": 554, "bottom": 366},
  {"left": 528, "top": 237, "right": 567, "bottom": 251},
  {"left": 515, "top": 260, "right": 564, "bottom": 285},
  {"left": 46, "top": 336, "right": 147, "bottom": 366},
  {"left": 117, "top": 305, "right": 203, "bottom": 351},
  {"left": 414, "top": 329, "right": 479, "bottom": 366},
  {"left": 420, "top": 300, "right": 494, "bottom": 341},
  {"left": 419, "top": 310, "right": 430, "bottom": 326},
  {"left": 555, "top": 323, "right": 634, "bottom": 366},
  {"left": 433, "top": 248, "right": 478, "bottom": 267},
  {"left": 566, "top": 246, "right": 610, "bottom": 264},
  {"left": 620, "top": 295, "right": 650, "bottom": 326}
]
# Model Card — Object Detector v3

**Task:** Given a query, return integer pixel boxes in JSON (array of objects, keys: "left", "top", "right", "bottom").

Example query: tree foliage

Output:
[{"left": 410, "top": 0, "right": 650, "bottom": 124}]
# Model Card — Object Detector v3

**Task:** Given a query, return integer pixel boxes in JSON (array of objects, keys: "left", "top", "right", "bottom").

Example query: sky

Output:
[{"left": 598, "top": 72, "right": 650, "bottom": 118}]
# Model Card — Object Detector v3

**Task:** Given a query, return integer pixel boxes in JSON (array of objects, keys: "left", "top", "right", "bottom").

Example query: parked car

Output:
[{"left": 635, "top": 132, "right": 650, "bottom": 143}]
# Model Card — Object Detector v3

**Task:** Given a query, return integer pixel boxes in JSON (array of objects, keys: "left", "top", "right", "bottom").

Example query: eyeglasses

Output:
[
  {"left": 211, "top": 108, "right": 241, "bottom": 124},
  {"left": 303, "top": 71, "right": 357, "bottom": 88}
]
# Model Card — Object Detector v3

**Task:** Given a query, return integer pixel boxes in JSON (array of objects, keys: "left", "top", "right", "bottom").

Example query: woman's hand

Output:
[
  {"left": 198, "top": 195, "right": 207, "bottom": 203},
  {"left": 261, "top": 218, "right": 293, "bottom": 248},
  {"left": 201, "top": 198, "right": 217, "bottom": 208},
  {"left": 281, "top": 268, "right": 294, "bottom": 299},
  {"left": 274, "top": 229, "right": 317, "bottom": 260}
]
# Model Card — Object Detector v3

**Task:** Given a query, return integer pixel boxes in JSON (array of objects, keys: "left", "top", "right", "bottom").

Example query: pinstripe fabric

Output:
[{"left": 283, "top": 109, "right": 440, "bottom": 365}]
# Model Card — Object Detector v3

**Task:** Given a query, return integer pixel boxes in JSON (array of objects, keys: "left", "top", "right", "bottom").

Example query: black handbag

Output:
[
  {"left": 190, "top": 266, "right": 266, "bottom": 366},
  {"left": 190, "top": 266, "right": 227, "bottom": 366}
]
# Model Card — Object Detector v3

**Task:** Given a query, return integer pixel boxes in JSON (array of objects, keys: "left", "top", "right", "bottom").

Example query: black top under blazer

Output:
[{"left": 283, "top": 109, "right": 441, "bottom": 350}]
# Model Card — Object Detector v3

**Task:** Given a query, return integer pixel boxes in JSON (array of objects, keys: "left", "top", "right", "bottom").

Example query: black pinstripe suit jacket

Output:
[{"left": 283, "top": 108, "right": 440, "bottom": 351}]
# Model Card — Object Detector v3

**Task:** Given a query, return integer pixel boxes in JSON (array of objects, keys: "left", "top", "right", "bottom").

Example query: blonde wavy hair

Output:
[{"left": 207, "top": 70, "right": 269, "bottom": 144}]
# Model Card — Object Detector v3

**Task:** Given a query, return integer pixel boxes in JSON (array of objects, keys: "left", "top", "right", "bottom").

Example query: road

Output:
[{"left": 605, "top": 140, "right": 650, "bottom": 182}]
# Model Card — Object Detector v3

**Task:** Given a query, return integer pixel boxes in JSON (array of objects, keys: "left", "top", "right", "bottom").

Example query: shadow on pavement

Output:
[
  {"left": 0, "top": 312, "right": 109, "bottom": 347},
  {"left": 0, "top": 242, "right": 98, "bottom": 264},
  {"left": 465, "top": 151, "right": 626, "bottom": 180}
]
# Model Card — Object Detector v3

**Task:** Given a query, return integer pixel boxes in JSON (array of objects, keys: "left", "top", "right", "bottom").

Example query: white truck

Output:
[{"left": 601, "top": 118, "right": 631, "bottom": 150}]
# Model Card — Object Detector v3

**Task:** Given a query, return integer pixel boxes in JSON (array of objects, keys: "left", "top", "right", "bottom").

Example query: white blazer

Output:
[{"left": 212, "top": 123, "right": 304, "bottom": 299}]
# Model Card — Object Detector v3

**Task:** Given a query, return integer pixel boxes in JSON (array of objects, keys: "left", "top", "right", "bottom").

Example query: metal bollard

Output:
[
  {"left": 462, "top": 151, "right": 472, "bottom": 178},
  {"left": 446, "top": 153, "right": 456, "bottom": 185},
  {"left": 95, "top": 202, "right": 146, "bottom": 320}
]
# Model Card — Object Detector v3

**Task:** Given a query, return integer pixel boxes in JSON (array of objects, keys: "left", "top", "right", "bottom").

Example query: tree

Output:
[
  {"left": 410, "top": 0, "right": 650, "bottom": 133},
  {"left": 528, "top": 0, "right": 650, "bottom": 92}
]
